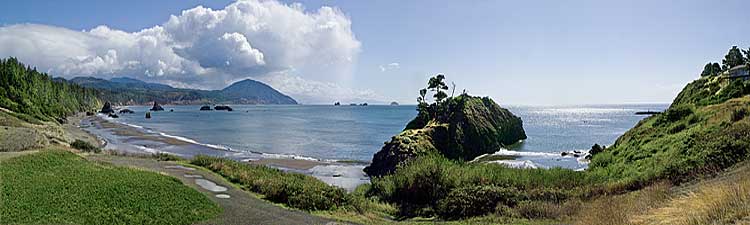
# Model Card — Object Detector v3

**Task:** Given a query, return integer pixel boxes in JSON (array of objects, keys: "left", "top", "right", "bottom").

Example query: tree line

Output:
[
  {"left": 0, "top": 57, "right": 100, "bottom": 123},
  {"left": 701, "top": 46, "right": 750, "bottom": 76}
]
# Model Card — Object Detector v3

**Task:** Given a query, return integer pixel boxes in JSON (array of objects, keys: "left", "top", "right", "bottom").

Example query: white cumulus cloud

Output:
[{"left": 0, "top": 0, "right": 373, "bottom": 103}]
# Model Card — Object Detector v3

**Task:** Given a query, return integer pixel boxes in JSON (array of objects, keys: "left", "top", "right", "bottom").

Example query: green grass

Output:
[
  {"left": 190, "top": 155, "right": 349, "bottom": 211},
  {"left": 0, "top": 149, "right": 220, "bottom": 225}
]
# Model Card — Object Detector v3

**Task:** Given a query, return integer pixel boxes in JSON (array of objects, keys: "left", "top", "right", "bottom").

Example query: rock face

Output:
[
  {"left": 150, "top": 102, "right": 164, "bottom": 111},
  {"left": 364, "top": 95, "right": 527, "bottom": 177},
  {"left": 99, "top": 101, "right": 115, "bottom": 114}
]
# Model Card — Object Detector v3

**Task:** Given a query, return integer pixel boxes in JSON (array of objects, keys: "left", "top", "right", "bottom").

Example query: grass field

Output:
[{"left": 0, "top": 149, "right": 221, "bottom": 225}]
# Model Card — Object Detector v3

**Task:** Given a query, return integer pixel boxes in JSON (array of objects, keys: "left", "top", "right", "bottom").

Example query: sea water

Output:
[{"left": 107, "top": 104, "right": 668, "bottom": 169}]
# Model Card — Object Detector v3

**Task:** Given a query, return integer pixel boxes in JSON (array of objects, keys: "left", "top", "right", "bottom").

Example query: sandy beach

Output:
[{"left": 80, "top": 115, "right": 369, "bottom": 191}]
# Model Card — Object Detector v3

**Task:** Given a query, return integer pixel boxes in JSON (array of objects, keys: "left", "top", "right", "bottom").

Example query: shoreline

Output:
[{"left": 78, "top": 115, "right": 369, "bottom": 191}]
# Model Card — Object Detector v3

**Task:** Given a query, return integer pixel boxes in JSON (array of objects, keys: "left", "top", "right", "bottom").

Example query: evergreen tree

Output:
[
  {"left": 700, "top": 62, "right": 722, "bottom": 76},
  {"left": 0, "top": 57, "right": 100, "bottom": 122},
  {"left": 722, "top": 46, "right": 746, "bottom": 70}
]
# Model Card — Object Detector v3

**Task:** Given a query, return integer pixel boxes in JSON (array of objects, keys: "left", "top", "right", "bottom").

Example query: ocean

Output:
[
  {"left": 107, "top": 104, "right": 667, "bottom": 168},
  {"left": 85, "top": 104, "right": 668, "bottom": 189}
]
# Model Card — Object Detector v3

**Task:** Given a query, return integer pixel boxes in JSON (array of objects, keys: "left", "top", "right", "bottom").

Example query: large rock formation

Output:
[{"left": 364, "top": 94, "right": 527, "bottom": 176}]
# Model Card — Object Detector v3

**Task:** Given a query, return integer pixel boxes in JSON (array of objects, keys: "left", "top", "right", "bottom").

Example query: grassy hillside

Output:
[
  {"left": 0, "top": 58, "right": 100, "bottom": 123},
  {"left": 589, "top": 76, "right": 750, "bottom": 188},
  {"left": 0, "top": 149, "right": 220, "bottom": 224}
]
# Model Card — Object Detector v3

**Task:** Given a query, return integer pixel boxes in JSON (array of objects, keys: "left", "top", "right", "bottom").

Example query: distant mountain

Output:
[
  {"left": 65, "top": 77, "right": 297, "bottom": 105},
  {"left": 221, "top": 79, "right": 297, "bottom": 104}
]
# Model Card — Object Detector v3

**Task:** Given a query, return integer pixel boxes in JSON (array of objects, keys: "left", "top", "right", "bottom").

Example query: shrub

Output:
[
  {"left": 655, "top": 105, "right": 693, "bottom": 126},
  {"left": 70, "top": 139, "right": 100, "bottom": 153},
  {"left": 153, "top": 152, "right": 182, "bottom": 161},
  {"left": 370, "top": 154, "right": 596, "bottom": 218},
  {"left": 436, "top": 185, "right": 524, "bottom": 219},
  {"left": 514, "top": 201, "right": 562, "bottom": 219},
  {"left": 731, "top": 108, "right": 747, "bottom": 122},
  {"left": 191, "top": 155, "right": 349, "bottom": 211}
]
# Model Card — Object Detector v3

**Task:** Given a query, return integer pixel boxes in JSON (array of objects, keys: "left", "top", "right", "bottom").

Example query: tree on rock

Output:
[
  {"left": 722, "top": 46, "right": 746, "bottom": 70},
  {"left": 701, "top": 62, "right": 722, "bottom": 76}
]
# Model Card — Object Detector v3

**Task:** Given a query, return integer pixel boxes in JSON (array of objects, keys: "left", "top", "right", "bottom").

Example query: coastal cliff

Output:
[{"left": 364, "top": 94, "right": 526, "bottom": 176}]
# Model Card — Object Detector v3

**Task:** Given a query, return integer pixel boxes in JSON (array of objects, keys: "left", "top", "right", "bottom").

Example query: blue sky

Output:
[{"left": 2, "top": 0, "right": 750, "bottom": 105}]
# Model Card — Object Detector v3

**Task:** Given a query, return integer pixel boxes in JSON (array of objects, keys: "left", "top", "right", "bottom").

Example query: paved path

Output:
[{"left": 87, "top": 155, "right": 341, "bottom": 225}]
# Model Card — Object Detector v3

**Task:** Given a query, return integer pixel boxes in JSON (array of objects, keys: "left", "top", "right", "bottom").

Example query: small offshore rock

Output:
[
  {"left": 150, "top": 102, "right": 164, "bottom": 111},
  {"left": 100, "top": 101, "right": 115, "bottom": 114},
  {"left": 215, "top": 105, "right": 233, "bottom": 111}
]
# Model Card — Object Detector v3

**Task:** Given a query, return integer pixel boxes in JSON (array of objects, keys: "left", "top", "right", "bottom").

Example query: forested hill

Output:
[
  {"left": 66, "top": 77, "right": 297, "bottom": 105},
  {"left": 0, "top": 58, "right": 100, "bottom": 123}
]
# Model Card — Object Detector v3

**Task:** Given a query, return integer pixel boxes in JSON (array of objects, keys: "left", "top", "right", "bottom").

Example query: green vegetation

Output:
[
  {"left": 190, "top": 155, "right": 349, "bottom": 211},
  {"left": 0, "top": 149, "right": 220, "bottom": 225},
  {"left": 369, "top": 154, "right": 596, "bottom": 219},
  {"left": 0, "top": 58, "right": 100, "bottom": 123},
  {"left": 722, "top": 46, "right": 747, "bottom": 70},
  {"left": 71, "top": 139, "right": 101, "bottom": 153},
  {"left": 588, "top": 87, "right": 750, "bottom": 187},
  {"left": 700, "top": 62, "right": 722, "bottom": 77},
  {"left": 366, "top": 75, "right": 526, "bottom": 176}
]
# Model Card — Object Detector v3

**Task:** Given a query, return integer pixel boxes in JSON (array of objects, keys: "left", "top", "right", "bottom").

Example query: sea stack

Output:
[
  {"left": 150, "top": 102, "right": 164, "bottom": 111},
  {"left": 100, "top": 101, "right": 115, "bottom": 114},
  {"left": 364, "top": 94, "right": 527, "bottom": 177},
  {"left": 145, "top": 112, "right": 151, "bottom": 119}
]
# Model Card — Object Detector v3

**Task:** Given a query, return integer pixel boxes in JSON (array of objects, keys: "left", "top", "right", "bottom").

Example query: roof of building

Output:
[{"left": 729, "top": 64, "right": 748, "bottom": 71}]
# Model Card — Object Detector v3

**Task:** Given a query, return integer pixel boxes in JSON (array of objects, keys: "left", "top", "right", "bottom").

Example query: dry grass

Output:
[
  {"left": 632, "top": 174, "right": 750, "bottom": 225},
  {"left": 574, "top": 182, "right": 671, "bottom": 225}
]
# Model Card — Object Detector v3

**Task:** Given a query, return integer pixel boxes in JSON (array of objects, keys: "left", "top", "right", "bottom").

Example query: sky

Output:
[{"left": 1, "top": 0, "right": 750, "bottom": 105}]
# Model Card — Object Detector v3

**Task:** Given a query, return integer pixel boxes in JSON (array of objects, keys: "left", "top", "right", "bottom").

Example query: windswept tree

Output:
[
  {"left": 722, "top": 46, "right": 746, "bottom": 70},
  {"left": 410, "top": 74, "right": 456, "bottom": 126},
  {"left": 700, "top": 62, "right": 722, "bottom": 76},
  {"left": 427, "top": 74, "right": 449, "bottom": 103}
]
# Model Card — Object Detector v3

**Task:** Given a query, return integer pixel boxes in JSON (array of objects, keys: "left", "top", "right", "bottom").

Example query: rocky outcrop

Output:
[
  {"left": 99, "top": 101, "right": 115, "bottom": 114},
  {"left": 119, "top": 109, "right": 134, "bottom": 114},
  {"left": 215, "top": 105, "right": 233, "bottom": 111},
  {"left": 200, "top": 106, "right": 212, "bottom": 111},
  {"left": 150, "top": 102, "right": 164, "bottom": 111},
  {"left": 364, "top": 95, "right": 527, "bottom": 176}
]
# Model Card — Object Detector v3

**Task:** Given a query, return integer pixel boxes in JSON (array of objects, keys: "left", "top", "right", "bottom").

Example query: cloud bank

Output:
[{"left": 0, "top": 0, "right": 375, "bottom": 103}]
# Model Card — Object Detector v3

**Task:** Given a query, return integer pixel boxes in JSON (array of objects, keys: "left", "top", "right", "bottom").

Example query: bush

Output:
[
  {"left": 191, "top": 155, "right": 349, "bottom": 211},
  {"left": 70, "top": 139, "right": 100, "bottom": 153},
  {"left": 436, "top": 185, "right": 524, "bottom": 219},
  {"left": 655, "top": 105, "right": 693, "bottom": 126},
  {"left": 731, "top": 108, "right": 747, "bottom": 122},
  {"left": 153, "top": 152, "right": 182, "bottom": 161},
  {"left": 514, "top": 200, "right": 566, "bottom": 219},
  {"left": 370, "top": 154, "right": 595, "bottom": 218}
]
